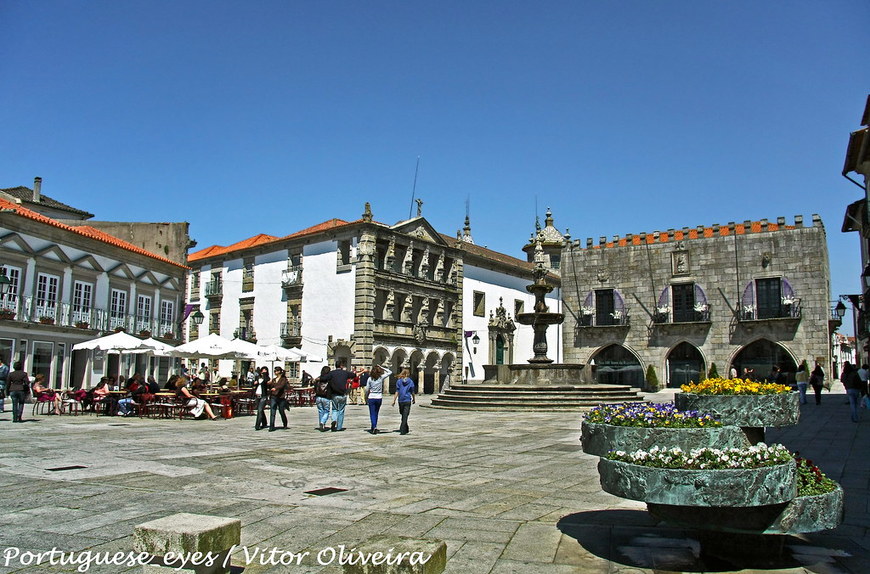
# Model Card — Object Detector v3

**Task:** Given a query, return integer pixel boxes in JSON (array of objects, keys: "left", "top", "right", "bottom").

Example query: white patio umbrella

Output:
[
  {"left": 140, "top": 337, "right": 175, "bottom": 357},
  {"left": 168, "top": 333, "right": 251, "bottom": 359},
  {"left": 72, "top": 331, "right": 161, "bottom": 387},
  {"left": 72, "top": 331, "right": 155, "bottom": 352},
  {"left": 256, "top": 344, "right": 306, "bottom": 362}
]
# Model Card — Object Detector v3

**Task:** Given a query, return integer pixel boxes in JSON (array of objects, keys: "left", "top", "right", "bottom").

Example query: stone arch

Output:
[
  {"left": 590, "top": 344, "right": 644, "bottom": 387},
  {"left": 666, "top": 341, "right": 706, "bottom": 388},
  {"left": 422, "top": 351, "right": 440, "bottom": 394},
  {"left": 388, "top": 348, "right": 409, "bottom": 394},
  {"left": 729, "top": 338, "right": 798, "bottom": 383},
  {"left": 372, "top": 346, "right": 390, "bottom": 369},
  {"left": 440, "top": 352, "right": 456, "bottom": 391},
  {"left": 327, "top": 338, "right": 356, "bottom": 369}
]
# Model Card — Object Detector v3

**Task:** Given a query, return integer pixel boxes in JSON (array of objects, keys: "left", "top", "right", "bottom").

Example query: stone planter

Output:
[
  {"left": 598, "top": 458, "right": 796, "bottom": 507},
  {"left": 768, "top": 484, "right": 844, "bottom": 533},
  {"left": 674, "top": 392, "right": 799, "bottom": 427},
  {"left": 581, "top": 421, "right": 748, "bottom": 457},
  {"left": 647, "top": 484, "right": 843, "bottom": 534}
]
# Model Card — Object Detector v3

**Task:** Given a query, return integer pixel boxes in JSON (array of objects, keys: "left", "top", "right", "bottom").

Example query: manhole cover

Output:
[
  {"left": 46, "top": 465, "right": 88, "bottom": 472},
  {"left": 304, "top": 487, "right": 348, "bottom": 496}
]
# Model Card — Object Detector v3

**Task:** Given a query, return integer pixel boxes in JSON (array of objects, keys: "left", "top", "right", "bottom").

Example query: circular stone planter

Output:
[
  {"left": 598, "top": 458, "right": 796, "bottom": 507},
  {"left": 674, "top": 392, "right": 799, "bottom": 428},
  {"left": 647, "top": 484, "right": 843, "bottom": 534},
  {"left": 581, "top": 421, "right": 749, "bottom": 457}
]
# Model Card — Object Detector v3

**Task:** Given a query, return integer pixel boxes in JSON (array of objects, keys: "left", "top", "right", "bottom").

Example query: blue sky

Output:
[{"left": 2, "top": 1, "right": 868, "bottom": 324}]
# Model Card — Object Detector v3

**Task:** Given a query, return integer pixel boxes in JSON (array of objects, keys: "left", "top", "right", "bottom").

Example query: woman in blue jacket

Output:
[{"left": 391, "top": 369, "right": 415, "bottom": 435}]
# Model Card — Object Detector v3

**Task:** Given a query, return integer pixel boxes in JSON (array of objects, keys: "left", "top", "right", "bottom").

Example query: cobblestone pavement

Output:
[{"left": 0, "top": 386, "right": 867, "bottom": 573}]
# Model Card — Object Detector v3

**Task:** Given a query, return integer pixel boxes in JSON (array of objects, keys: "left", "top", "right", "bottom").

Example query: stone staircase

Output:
[{"left": 428, "top": 383, "right": 645, "bottom": 411}]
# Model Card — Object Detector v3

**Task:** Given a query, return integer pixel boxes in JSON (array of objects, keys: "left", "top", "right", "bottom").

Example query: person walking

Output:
[
  {"left": 0, "top": 357, "right": 8, "bottom": 412},
  {"left": 314, "top": 366, "right": 332, "bottom": 432},
  {"left": 392, "top": 369, "right": 416, "bottom": 435},
  {"left": 810, "top": 361, "right": 825, "bottom": 405},
  {"left": 842, "top": 362, "right": 863, "bottom": 423},
  {"left": 326, "top": 359, "right": 355, "bottom": 432},
  {"left": 365, "top": 364, "right": 392, "bottom": 434},
  {"left": 268, "top": 367, "right": 290, "bottom": 432},
  {"left": 7, "top": 361, "right": 29, "bottom": 423},
  {"left": 795, "top": 360, "right": 809, "bottom": 405},
  {"left": 253, "top": 366, "right": 270, "bottom": 431}
]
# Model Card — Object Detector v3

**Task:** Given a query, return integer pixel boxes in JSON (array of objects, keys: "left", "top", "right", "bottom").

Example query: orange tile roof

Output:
[
  {"left": 0, "top": 198, "right": 187, "bottom": 268},
  {"left": 188, "top": 219, "right": 359, "bottom": 262},
  {"left": 585, "top": 220, "right": 796, "bottom": 249}
]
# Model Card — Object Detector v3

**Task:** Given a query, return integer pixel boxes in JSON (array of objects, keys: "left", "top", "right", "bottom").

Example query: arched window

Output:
[{"left": 732, "top": 339, "right": 797, "bottom": 380}]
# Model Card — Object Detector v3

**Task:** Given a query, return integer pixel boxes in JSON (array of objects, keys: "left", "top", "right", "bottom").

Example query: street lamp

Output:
[
  {"left": 191, "top": 310, "right": 204, "bottom": 326},
  {"left": 471, "top": 333, "right": 480, "bottom": 345},
  {"left": 835, "top": 301, "right": 847, "bottom": 320},
  {"left": 863, "top": 263, "right": 870, "bottom": 290},
  {"left": 0, "top": 272, "right": 11, "bottom": 296}
]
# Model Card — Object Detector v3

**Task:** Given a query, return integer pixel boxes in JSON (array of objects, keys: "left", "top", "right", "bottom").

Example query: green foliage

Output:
[
  {"left": 795, "top": 455, "right": 838, "bottom": 496},
  {"left": 645, "top": 365, "right": 659, "bottom": 392},
  {"left": 707, "top": 363, "right": 719, "bottom": 378}
]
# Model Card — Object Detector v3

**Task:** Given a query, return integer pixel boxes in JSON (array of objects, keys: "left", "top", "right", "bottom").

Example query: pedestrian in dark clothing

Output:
[
  {"left": 268, "top": 367, "right": 290, "bottom": 432},
  {"left": 326, "top": 360, "right": 355, "bottom": 431},
  {"left": 7, "top": 361, "right": 30, "bottom": 423},
  {"left": 810, "top": 361, "right": 825, "bottom": 405},
  {"left": 253, "top": 367, "right": 270, "bottom": 430},
  {"left": 842, "top": 362, "right": 863, "bottom": 422}
]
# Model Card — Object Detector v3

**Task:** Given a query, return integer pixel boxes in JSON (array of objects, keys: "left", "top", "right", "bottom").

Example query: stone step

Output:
[
  {"left": 428, "top": 384, "right": 645, "bottom": 410},
  {"left": 441, "top": 389, "right": 637, "bottom": 397}
]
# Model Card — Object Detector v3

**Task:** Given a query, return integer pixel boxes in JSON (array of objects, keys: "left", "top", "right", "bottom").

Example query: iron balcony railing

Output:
[
  {"left": 653, "top": 307, "right": 711, "bottom": 324},
  {"left": 0, "top": 295, "right": 178, "bottom": 337},
  {"left": 740, "top": 299, "right": 802, "bottom": 321},
  {"left": 280, "top": 322, "right": 301, "bottom": 339},
  {"left": 577, "top": 310, "right": 631, "bottom": 327},
  {"left": 204, "top": 281, "right": 223, "bottom": 298}
]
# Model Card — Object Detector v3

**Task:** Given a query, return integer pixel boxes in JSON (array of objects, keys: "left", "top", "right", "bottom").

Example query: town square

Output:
[{"left": 1, "top": 1, "right": 869, "bottom": 572}]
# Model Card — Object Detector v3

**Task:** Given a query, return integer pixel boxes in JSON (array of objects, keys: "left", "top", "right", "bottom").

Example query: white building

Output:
[{"left": 186, "top": 203, "right": 561, "bottom": 390}]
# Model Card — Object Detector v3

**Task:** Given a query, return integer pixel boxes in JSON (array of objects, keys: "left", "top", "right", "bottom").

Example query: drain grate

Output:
[
  {"left": 46, "top": 465, "right": 88, "bottom": 472},
  {"left": 108, "top": 423, "right": 131, "bottom": 426},
  {"left": 304, "top": 487, "right": 348, "bottom": 496}
]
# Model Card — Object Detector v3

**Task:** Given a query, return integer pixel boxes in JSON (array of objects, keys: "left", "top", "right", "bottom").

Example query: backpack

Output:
[{"left": 314, "top": 377, "right": 330, "bottom": 398}]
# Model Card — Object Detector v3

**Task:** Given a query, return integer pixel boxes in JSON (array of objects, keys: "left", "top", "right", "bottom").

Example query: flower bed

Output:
[
  {"left": 581, "top": 402, "right": 747, "bottom": 456},
  {"left": 681, "top": 377, "right": 791, "bottom": 395},
  {"left": 599, "top": 445, "right": 796, "bottom": 507},
  {"left": 584, "top": 402, "right": 722, "bottom": 428}
]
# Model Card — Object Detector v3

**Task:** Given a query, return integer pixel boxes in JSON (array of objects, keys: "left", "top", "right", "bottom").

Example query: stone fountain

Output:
[{"left": 431, "top": 238, "right": 643, "bottom": 409}]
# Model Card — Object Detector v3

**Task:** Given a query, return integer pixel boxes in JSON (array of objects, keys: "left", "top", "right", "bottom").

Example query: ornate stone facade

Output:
[{"left": 561, "top": 215, "right": 831, "bottom": 389}]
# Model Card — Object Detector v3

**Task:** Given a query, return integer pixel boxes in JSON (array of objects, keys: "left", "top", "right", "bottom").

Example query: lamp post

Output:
[{"left": 0, "top": 272, "right": 11, "bottom": 296}]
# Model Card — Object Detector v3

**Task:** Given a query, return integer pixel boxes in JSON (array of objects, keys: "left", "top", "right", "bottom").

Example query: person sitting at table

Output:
[
  {"left": 117, "top": 374, "right": 143, "bottom": 416},
  {"left": 175, "top": 378, "right": 219, "bottom": 420},
  {"left": 146, "top": 375, "right": 160, "bottom": 394},
  {"left": 32, "top": 374, "right": 63, "bottom": 415},
  {"left": 164, "top": 374, "right": 179, "bottom": 391},
  {"left": 84, "top": 378, "right": 110, "bottom": 412}
]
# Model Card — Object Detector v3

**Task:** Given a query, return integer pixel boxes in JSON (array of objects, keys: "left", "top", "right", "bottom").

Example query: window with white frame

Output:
[
  {"left": 160, "top": 300, "right": 175, "bottom": 327},
  {"left": 137, "top": 295, "right": 152, "bottom": 330},
  {"left": 72, "top": 281, "right": 94, "bottom": 323},
  {"left": 35, "top": 273, "right": 60, "bottom": 318},
  {"left": 0, "top": 266, "right": 21, "bottom": 309},
  {"left": 111, "top": 289, "right": 128, "bottom": 329}
]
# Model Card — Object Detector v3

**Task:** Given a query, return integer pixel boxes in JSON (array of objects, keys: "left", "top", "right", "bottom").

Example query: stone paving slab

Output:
[{"left": 0, "top": 389, "right": 867, "bottom": 573}]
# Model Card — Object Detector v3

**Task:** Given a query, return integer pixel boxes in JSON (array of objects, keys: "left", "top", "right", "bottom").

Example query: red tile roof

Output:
[
  {"left": 0, "top": 198, "right": 187, "bottom": 268},
  {"left": 188, "top": 219, "right": 359, "bottom": 262}
]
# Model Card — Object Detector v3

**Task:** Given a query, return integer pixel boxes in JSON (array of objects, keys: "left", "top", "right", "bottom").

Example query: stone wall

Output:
[{"left": 560, "top": 215, "right": 830, "bottom": 384}]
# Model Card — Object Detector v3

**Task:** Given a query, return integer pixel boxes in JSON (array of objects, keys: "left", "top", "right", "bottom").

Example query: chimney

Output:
[{"left": 33, "top": 177, "right": 42, "bottom": 202}]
